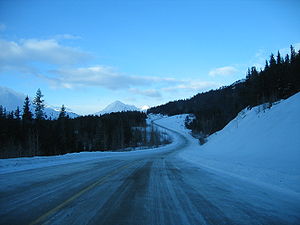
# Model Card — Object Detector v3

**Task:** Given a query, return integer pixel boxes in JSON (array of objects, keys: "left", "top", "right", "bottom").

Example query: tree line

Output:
[
  {"left": 0, "top": 90, "right": 169, "bottom": 158},
  {"left": 148, "top": 45, "right": 300, "bottom": 140}
]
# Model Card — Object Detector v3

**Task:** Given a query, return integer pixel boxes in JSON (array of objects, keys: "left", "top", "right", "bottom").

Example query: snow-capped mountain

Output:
[
  {"left": 95, "top": 100, "right": 139, "bottom": 115},
  {"left": 140, "top": 105, "right": 150, "bottom": 111},
  {"left": 0, "top": 86, "right": 25, "bottom": 112},
  {"left": 0, "top": 86, "right": 78, "bottom": 119},
  {"left": 43, "top": 107, "right": 79, "bottom": 119}
]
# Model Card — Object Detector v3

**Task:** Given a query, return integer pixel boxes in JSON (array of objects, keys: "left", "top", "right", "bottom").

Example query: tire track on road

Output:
[{"left": 28, "top": 160, "right": 142, "bottom": 225}]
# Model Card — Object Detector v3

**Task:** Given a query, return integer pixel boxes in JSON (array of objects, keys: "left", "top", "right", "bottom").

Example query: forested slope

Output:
[
  {"left": 148, "top": 46, "right": 300, "bottom": 137},
  {"left": 0, "top": 110, "right": 169, "bottom": 158}
]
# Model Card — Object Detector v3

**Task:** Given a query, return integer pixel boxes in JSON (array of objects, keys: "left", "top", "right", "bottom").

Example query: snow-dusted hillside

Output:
[
  {"left": 43, "top": 107, "right": 79, "bottom": 119},
  {"left": 157, "top": 92, "right": 300, "bottom": 194},
  {"left": 0, "top": 86, "right": 78, "bottom": 119},
  {"left": 95, "top": 100, "right": 139, "bottom": 115}
]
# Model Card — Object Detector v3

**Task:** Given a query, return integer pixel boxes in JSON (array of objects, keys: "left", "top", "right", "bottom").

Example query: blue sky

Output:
[{"left": 0, "top": 0, "right": 299, "bottom": 114}]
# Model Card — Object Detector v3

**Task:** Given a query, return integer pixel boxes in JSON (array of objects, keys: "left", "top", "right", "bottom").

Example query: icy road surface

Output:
[{"left": 1, "top": 119, "right": 299, "bottom": 225}]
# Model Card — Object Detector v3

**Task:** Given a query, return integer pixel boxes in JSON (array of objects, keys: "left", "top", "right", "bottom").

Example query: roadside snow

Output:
[
  {"left": 0, "top": 152, "right": 118, "bottom": 174},
  {"left": 156, "top": 92, "right": 300, "bottom": 195}
]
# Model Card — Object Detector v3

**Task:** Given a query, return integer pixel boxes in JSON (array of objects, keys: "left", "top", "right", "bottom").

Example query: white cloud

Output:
[
  {"left": 48, "top": 65, "right": 180, "bottom": 91},
  {"left": 129, "top": 88, "right": 162, "bottom": 98},
  {"left": 0, "top": 23, "right": 6, "bottom": 31},
  {"left": 0, "top": 36, "right": 223, "bottom": 101},
  {"left": 162, "top": 80, "right": 219, "bottom": 93},
  {"left": 49, "top": 66, "right": 130, "bottom": 89},
  {"left": 54, "top": 34, "right": 81, "bottom": 40},
  {"left": 209, "top": 66, "right": 238, "bottom": 77},
  {"left": 0, "top": 37, "right": 215, "bottom": 99},
  {"left": 0, "top": 38, "right": 90, "bottom": 73},
  {"left": 45, "top": 65, "right": 219, "bottom": 100}
]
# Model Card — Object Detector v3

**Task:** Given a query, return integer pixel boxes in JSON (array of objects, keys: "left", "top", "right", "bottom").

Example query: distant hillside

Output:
[
  {"left": 95, "top": 100, "right": 139, "bottom": 115},
  {"left": 148, "top": 46, "right": 300, "bottom": 137}
]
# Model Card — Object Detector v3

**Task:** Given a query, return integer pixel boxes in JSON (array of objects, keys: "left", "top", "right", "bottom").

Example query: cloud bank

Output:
[
  {"left": 48, "top": 66, "right": 180, "bottom": 90},
  {"left": 0, "top": 37, "right": 218, "bottom": 99},
  {"left": 0, "top": 38, "right": 90, "bottom": 73},
  {"left": 129, "top": 88, "right": 162, "bottom": 98},
  {"left": 47, "top": 65, "right": 218, "bottom": 98},
  {"left": 209, "top": 66, "right": 238, "bottom": 77}
]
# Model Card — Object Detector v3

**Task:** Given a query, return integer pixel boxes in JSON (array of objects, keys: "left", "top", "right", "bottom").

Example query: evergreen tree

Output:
[
  {"left": 33, "top": 89, "right": 45, "bottom": 120},
  {"left": 22, "top": 96, "right": 32, "bottom": 121},
  {"left": 269, "top": 53, "right": 276, "bottom": 67},
  {"left": 276, "top": 51, "right": 283, "bottom": 65},
  {"left": 264, "top": 60, "right": 269, "bottom": 70},
  {"left": 285, "top": 54, "right": 290, "bottom": 64},
  {"left": 290, "top": 45, "right": 296, "bottom": 61},
  {"left": 251, "top": 66, "right": 258, "bottom": 77},
  {"left": 0, "top": 105, "right": 4, "bottom": 119},
  {"left": 7, "top": 111, "right": 14, "bottom": 119},
  {"left": 246, "top": 68, "right": 251, "bottom": 80},
  {"left": 15, "top": 107, "right": 21, "bottom": 120},
  {"left": 58, "top": 104, "right": 67, "bottom": 119}
]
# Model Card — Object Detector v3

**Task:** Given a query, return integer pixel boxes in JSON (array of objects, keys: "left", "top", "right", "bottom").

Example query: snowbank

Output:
[{"left": 158, "top": 93, "right": 300, "bottom": 194}]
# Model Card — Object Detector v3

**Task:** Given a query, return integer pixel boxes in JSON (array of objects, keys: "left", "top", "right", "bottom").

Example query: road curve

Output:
[{"left": 0, "top": 122, "right": 299, "bottom": 225}]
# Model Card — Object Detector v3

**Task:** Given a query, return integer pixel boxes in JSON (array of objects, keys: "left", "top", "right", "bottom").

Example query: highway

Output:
[{"left": 0, "top": 122, "right": 299, "bottom": 225}]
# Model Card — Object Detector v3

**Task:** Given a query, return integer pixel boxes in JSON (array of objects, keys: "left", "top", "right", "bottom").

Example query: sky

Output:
[{"left": 0, "top": 0, "right": 299, "bottom": 115}]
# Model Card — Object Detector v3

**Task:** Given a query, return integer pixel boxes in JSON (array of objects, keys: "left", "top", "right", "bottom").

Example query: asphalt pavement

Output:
[{"left": 0, "top": 124, "right": 299, "bottom": 225}]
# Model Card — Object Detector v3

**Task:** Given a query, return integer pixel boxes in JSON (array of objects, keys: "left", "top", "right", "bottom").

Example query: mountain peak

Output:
[
  {"left": 141, "top": 105, "right": 150, "bottom": 111},
  {"left": 96, "top": 101, "right": 139, "bottom": 115},
  {"left": 110, "top": 100, "right": 125, "bottom": 106},
  {"left": 0, "top": 86, "right": 26, "bottom": 111}
]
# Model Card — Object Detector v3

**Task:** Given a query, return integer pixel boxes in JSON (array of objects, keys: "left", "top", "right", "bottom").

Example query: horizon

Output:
[
  {"left": 0, "top": 85, "right": 146, "bottom": 115},
  {"left": 0, "top": 0, "right": 300, "bottom": 114}
]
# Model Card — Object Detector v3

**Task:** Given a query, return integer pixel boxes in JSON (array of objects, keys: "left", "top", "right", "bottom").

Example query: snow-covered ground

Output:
[{"left": 157, "top": 92, "right": 300, "bottom": 196}]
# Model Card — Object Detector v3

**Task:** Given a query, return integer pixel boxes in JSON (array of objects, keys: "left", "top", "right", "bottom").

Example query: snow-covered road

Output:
[{"left": 0, "top": 118, "right": 299, "bottom": 225}]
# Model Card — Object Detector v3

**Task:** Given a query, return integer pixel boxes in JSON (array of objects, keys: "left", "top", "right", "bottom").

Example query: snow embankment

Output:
[{"left": 157, "top": 92, "right": 300, "bottom": 194}]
